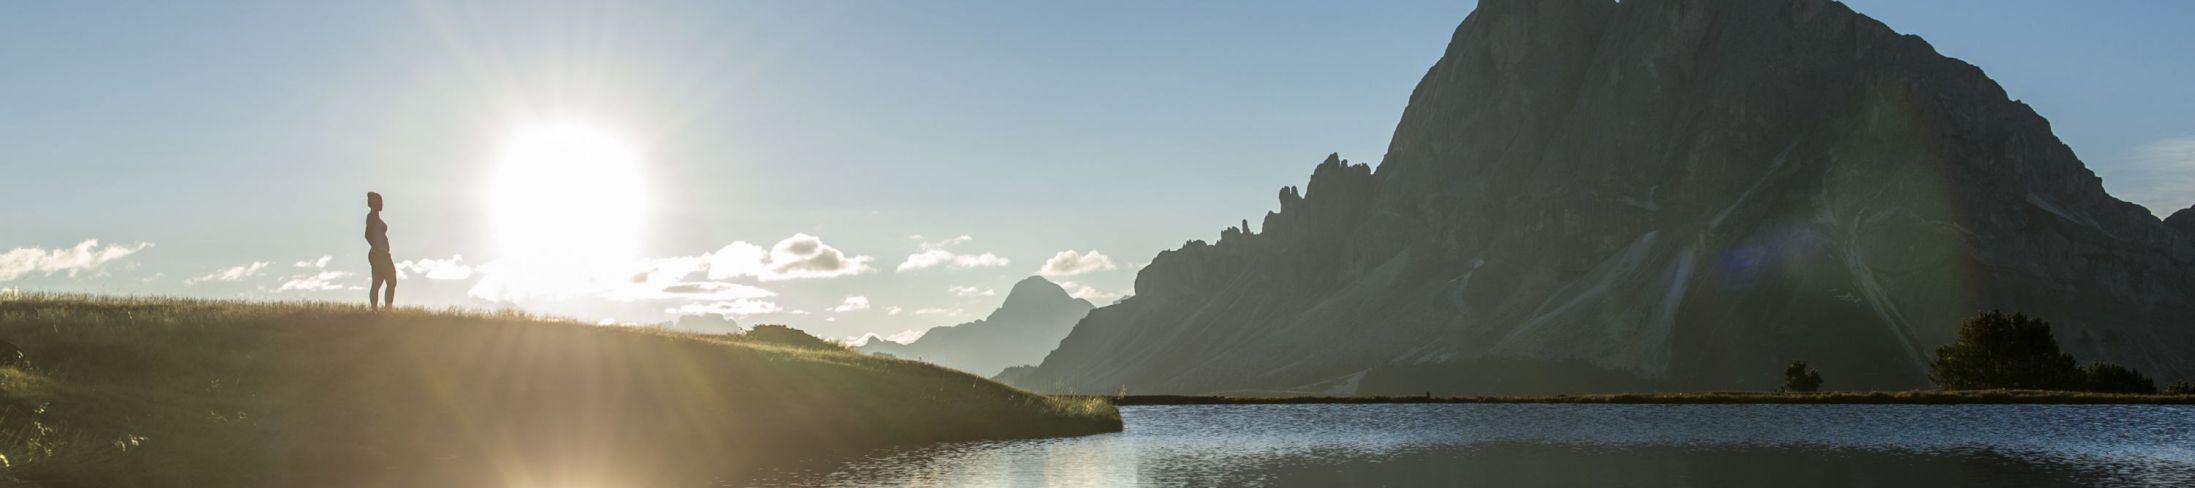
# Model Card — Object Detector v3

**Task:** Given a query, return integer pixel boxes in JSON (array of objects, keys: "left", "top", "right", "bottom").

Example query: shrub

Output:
[
  {"left": 1928, "top": 311, "right": 2082, "bottom": 390},
  {"left": 738, "top": 324, "right": 845, "bottom": 351},
  {"left": 2168, "top": 381, "right": 2195, "bottom": 395},
  {"left": 1781, "top": 360, "right": 1823, "bottom": 393},
  {"left": 2081, "top": 362, "right": 2157, "bottom": 394}
]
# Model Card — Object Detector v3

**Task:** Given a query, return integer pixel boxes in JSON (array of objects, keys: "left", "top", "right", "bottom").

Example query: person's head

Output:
[{"left": 367, "top": 192, "right": 384, "bottom": 211}]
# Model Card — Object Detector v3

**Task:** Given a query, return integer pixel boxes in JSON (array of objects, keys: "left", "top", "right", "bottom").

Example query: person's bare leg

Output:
[
  {"left": 369, "top": 278, "right": 384, "bottom": 310},
  {"left": 383, "top": 279, "right": 396, "bottom": 310}
]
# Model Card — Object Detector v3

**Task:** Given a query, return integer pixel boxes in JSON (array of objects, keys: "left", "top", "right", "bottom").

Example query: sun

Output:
[{"left": 488, "top": 122, "right": 648, "bottom": 268}]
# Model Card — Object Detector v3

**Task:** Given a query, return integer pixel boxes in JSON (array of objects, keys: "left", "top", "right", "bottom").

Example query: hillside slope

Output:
[
  {"left": 1013, "top": 0, "right": 2195, "bottom": 395},
  {"left": 856, "top": 277, "right": 1094, "bottom": 376},
  {"left": 0, "top": 295, "right": 1118, "bottom": 487}
]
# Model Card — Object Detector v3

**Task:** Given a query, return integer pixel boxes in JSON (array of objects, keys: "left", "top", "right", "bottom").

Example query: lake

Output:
[{"left": 757, "top": 403, "right": 2195, "bottom": 487}]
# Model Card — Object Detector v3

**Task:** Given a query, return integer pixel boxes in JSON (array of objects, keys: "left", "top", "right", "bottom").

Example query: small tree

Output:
[
  {"left": 2081, "top": 362, "right": 2157, "bottom": 394},
  {"left": 1782, "top": 360, "right": 1823, "bottom": 393},
  {"left": 1928, "top": 311, "right": 2082, "bottom": 390},
  {"left": 738, "top": 324, "right": 846, "bottom": 351},
  {"left": 2167, "top": 381, "right": 2195, "bottom": 395}
]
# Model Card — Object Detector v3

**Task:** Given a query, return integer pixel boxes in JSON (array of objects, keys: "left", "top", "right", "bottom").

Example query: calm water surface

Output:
[{"left": 759, "top": 404, "right": 2195, "bottom": 487}]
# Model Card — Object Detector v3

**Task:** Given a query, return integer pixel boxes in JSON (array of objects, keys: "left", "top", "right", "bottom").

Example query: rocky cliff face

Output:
[
  {"left": 2166, "top": 206, "right": 2195, "bottom": 239},
  {"left": 1012, "top": 0, "right": 2195, "bottom": 395},
  {"left": 857, "top": 277, "right": 1095, "bottom": 376}
]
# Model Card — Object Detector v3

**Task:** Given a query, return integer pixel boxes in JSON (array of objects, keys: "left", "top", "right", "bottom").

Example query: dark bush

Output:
[
  {"left": 0, "top": 339, "right": 24, "bottom": 368},
  {"left": 738, "top": 324, "right": 845, "bottom": 351},
  {"left": 2168, "top": 381, "right": 2195, "bottom": 395},
  {"left": 1781, "top": 360, "right": 1823, "bottom": 393},
  {"left": 1928, "top": 311, "right": 2082, "bottom": 390},
  {"left": 2081, "top": 362, "right": 2157, "bottom": 394}
]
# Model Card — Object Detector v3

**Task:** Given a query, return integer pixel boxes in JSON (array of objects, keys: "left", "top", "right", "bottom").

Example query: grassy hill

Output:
[{"left": 0, "top": 294, "right": 1119, "bottom": 487}]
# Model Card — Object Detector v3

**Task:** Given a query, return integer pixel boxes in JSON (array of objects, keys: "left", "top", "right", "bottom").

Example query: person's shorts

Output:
[{"left": 369, "top": 251, "right": 397, "bottom": 281}]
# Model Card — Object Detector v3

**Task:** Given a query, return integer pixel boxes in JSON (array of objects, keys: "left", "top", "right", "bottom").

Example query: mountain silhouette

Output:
[
  {"left": 1010, "top": 0, "right": 2195, "bottom": 395},
  {"left": 857, "top": 276, "right": 1095, "bottom": 376}
]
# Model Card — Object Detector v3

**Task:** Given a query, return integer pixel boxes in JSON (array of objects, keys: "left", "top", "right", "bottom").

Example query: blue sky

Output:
[{"left": 3, "top": 0, "right": 2191, "bottom": 342}]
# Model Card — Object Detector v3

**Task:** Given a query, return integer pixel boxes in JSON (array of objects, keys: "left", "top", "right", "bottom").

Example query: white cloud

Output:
[
  {"left": 0, "top": 240, "right": 154, "bottom": 281},
  {"left": 886, "top": 306, "right": 905, "bottom": 316},
  {"left": 469, "top": 254, "right": 736, "bottom": 303},
  {"left": 826, "top": 295, "right": 871, "bottom": 313},
  {"left": 185, "top": 261, "right": 271, "bottom": 284},
  {"left": 919, "top": 235, "right": 972, "bottom": 248},
  {"left": 1060, "top": 281, "right": 1129, "bottom": 303},
  {"left": 275, "top": 271, "right": 355, "bottom": 292},
  {"left": 897, "top": 249, "right": 1010, "bottom": 271},
  {"left": 665, "top": 298, "right": 783, "bottom": 318},
  {"left": 895, "top": 235, "right": 1010, "bottom": 271},
  {"left": 708, "top": 233, "right": 876, "bottom": 281},
  {"left": 2111, "top": 136, "right": 2195, "bottom": 216},
  {"left": 397, "top": 255, "right": 474, "bottom": 280},
  {"left": 469, "top": 233, "right": 870, "bottom": 304},
  {"left": 294, "top": 255, "right": 332, "bottom": 268},
  {"left": 948, "top": 285, "right": 996, "bottom": 297},
  {"left": 911, "top": 307, "right": 963, "bottom": 316},
  {"left": 1039, "top": 250, "right": 1117, "bottom": 277},
  {"left": 611, "top": 281, "right": 776, "bottom": 302}
]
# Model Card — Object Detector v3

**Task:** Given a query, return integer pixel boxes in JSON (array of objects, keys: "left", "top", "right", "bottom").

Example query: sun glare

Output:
[{"left": 488, "top": 122, "right": 648, "bottom": 272}]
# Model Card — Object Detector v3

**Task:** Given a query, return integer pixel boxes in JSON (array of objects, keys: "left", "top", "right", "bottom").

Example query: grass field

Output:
[
  {"left": 1111, "top": 390, "right": 2195, "bottom": 405},
  {"left": 0, "top": 294, "right": 1119, "bottom": 487}
]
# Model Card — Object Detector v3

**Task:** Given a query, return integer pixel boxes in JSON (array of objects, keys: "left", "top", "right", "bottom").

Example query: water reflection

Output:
[{"left": 758, "top": 404, "right": 2195, "bottom": 487}]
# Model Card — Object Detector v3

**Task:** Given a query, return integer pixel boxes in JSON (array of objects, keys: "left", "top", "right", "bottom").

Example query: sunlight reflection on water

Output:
[{"left": 757, "top": 404, "right": 2195, "bottom": 487}]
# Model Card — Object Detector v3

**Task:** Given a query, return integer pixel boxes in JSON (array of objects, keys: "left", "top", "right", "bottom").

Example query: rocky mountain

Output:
[
  {"left": 657, "top": 313, "right": 741, "bottom": 334},
  {"left": 1010, "top": 0, "right": 2195, "bottom": 395},
  {"left": 857, "top": 277, "right": 1095, "bottom": 376}
]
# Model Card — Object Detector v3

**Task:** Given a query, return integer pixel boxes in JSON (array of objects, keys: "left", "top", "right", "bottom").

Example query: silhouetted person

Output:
[{"left": 366, "top": 192, "right": 396, "bottom": 310}]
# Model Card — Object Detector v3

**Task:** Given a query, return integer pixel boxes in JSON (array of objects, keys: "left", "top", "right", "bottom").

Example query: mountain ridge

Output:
[
  {"left": 1011, "top": 0, "right": 2195, "bottom": 395},
  {"left": 857, "top": 276, "right": 1095, "bottom": 376}
]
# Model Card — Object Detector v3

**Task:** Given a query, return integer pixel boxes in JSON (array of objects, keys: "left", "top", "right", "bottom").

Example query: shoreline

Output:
[{"left": 1099, "top": 390, "right": 2195, "bottom": 405}]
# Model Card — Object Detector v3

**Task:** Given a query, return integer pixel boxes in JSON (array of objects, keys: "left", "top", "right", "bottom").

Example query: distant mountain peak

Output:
[
  {"left": 853, "top": 276, "right": 1096, "bottom": 376},
  {"left": 1002, "top": 276, "right": 1078, "bottom": 305}
]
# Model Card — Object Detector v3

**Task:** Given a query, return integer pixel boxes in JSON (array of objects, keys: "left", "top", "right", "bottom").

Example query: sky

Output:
[{"left": 3, "top": 0, "right": 2191, "bottom": 343}]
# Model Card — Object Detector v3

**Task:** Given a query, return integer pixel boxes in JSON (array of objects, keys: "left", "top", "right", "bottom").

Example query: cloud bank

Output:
[
  {"left": 709, "top": 233, "right": 876, "bottom": 281},
  {"left": 0, "top": 240, "right": 154, "bottom": 281},
  {"left": 666, "top": 299, "right": 784, "bottom": 318},
  {"left": 826, "top": 295, "right": 871, "bottom": 312},
  {"left": 896, "top": 249, "right": 1010, "bottom": 271},
  {"left": 397, "top": 255, "right": 474, "bottom": 280},
  {"left": 275, "top": 271, "right": 355, "bottom": 292},
  {"left": 1039, "top": 250, "right": 1117, "bottom": 277},
  {"left": 471, "top": 233, "right": 869, "bottom": 303},
  {"left": 185, "top": 261, "right": 271, "bottom": 284},
  {"left": 895, "top": 235, "right": 1010, "bottom": 271}
]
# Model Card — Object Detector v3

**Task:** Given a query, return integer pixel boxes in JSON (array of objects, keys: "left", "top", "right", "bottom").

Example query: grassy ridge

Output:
[
  {"left": 1110, "top": 391, "right": 2195, "bottom": 405},
  {"left": 0, "top": 294, "right": 1119, "bottom": 487}
]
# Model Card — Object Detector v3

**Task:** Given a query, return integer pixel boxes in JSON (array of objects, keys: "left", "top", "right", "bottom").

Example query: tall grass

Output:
[{"left": 0, "top": 293, "right": 1119, "bottom": 487}]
